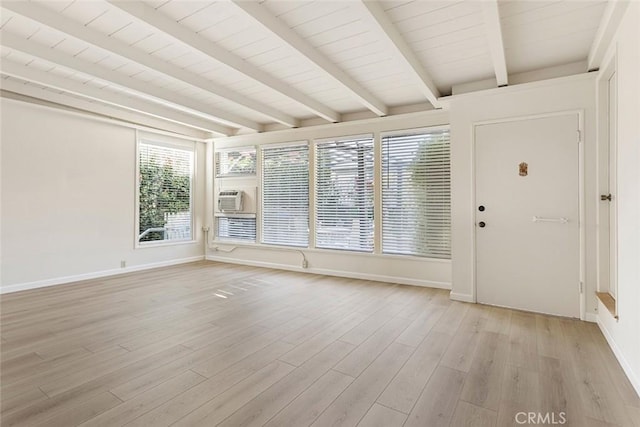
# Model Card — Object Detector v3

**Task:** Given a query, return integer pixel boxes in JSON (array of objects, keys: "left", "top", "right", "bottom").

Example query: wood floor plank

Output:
[
  {"left": 395, "top": 303, "right": 447, "bottom": 347},
  {"left": 357, "top": 403, "right": 407, "bottom": 427},
  {"left": 124, "top": 339, "right": 295, "bottom": 427},
  {"left": 561, "top": 319, "right": 635, "bottom": 425},
  {"left": 496, "top": 364, "right": 541, "bottom": 426},
  {"left": 404, "top": 366, "right": 466, "bottom": 427},
  {"left": 0, "top": 387, "right": 48, "bottom": 416},
  {"left": 1, "top": 262, "right": 637, "bottom": 427},
  {"left": 459, "top": 331, "right": 509, "bottom": 411},
  {"left": 171, "top": 360, "right": 295, "bottom": 427},
  {"left": 217, "top": 340, "right": 355, "bottom": 427},
  {"left": 278, "top": 311, "right": 369, "bottom": 367},
  {"left": 263, "top": 369, "right": 355, "bottom": 427},
  {"left": 507, "top": 311, "right": 539, "bottom": 372},
  {"left": 450, "top": 401, "right": 497, "bottom": 427},
  {"left": 33, "top": 392, "right": 122, "bottom": 427},
  {"left": 80, "top": 370, "right": 206, "bottom": 427},
  {"left": 535, "top": 314, "right": 565, "bottom": 359},
  {"left": 377, "top": 331, "right": 452, "bottom": 414},
  {"left": 310, "top": 342, "right": 415, "bottom": 427},
  {"left": 334, "top": 315, "right": 412, "bottom": 377},
  {"left": 439, "top": 305, "right": 487, "bottom": 372}
]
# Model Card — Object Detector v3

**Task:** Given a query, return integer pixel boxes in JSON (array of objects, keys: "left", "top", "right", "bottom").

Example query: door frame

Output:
[
  {"left": 471, "top": 110, "right": 586, "bottom": 320},
  {"left": 596, "top": 55, "right": 618, "bottom": 317}
]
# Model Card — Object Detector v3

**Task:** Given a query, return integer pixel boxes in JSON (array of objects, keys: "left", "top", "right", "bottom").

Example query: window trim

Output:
[{"left": 135, "top": 135, "right": 196, "bottom": 248}]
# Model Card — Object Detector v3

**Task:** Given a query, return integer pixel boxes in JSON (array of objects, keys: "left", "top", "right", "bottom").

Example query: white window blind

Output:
[
  {"left": 215, "top": 147, "right": 256, "bottom": 177},
  {"left": 315, "top": 135, "right": 374, "bottom": 252},
  {"left": 261, "top": 143, "right": 309, "bottom": 247},
  {"left": 138, "top": 141, "right": 193, "bottom": 244},
  {"left": 382, "top": 128, "right": 450, "bottom": 258},
  {"left": 216, "top": 215, "right": 256, "bottom": 242}
]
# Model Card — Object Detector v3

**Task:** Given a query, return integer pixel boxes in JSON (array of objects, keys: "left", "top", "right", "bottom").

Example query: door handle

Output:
[
  {"left": 600, "top": 194, "right": 612, "bottom": 201},
  {"left": 532, "top": 216, "right": 568, "bottom": 224}
]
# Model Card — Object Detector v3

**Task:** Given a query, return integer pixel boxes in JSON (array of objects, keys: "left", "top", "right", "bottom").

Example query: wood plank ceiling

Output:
[{"left": 0, "top": 0, "right": 611, "bottom": 137}]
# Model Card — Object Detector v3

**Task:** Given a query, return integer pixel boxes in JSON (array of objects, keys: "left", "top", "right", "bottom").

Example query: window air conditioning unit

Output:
[{"left": 218, "top": 190, "right": 243, "bottom": 212}]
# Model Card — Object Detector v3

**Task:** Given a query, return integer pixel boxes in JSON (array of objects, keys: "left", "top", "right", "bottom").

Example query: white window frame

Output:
[{"left": 135, "top": 136, "right": 196, "bottom": 248}]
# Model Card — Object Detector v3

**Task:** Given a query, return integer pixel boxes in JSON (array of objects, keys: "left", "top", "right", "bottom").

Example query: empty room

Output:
[{"left": 1, "top": 0, "right": 639, "bottom": 426}]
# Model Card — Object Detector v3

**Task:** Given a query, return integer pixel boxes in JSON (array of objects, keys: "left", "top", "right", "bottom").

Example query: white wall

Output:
[
  {"left": 448, "top": 74, "right": 598, "bottom": 311},
  {"left": 595, "top": 2, "right": 640, "bottom": 396},
  {"left": 207, "top": 111, "right": 452, "bottom": 288},
  {"left": 0, "top": 100, "right": 206, "bottom": 292}
]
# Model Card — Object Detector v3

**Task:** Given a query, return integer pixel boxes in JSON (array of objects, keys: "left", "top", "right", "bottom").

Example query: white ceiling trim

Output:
[
  {"left": 588, "top": 0, "right": 630, "bottom": 71},
  {"left": 0, "top": 79, "right": 208, "bottom": 139},
  {"left": 0, "top": 61, "right": 231, "bottom": 136},
  {"left": 1, "top": 32, "right": 260, "bottom": 133},
  {"left": 1, "top": 1, "right": 297, "bottom": 128},
  {"left": 231, "top": 0, "right": 388, "bottom": 117},
  {"left": 480, "top": 0, "right": 508, "bottom": 87},
  {"left": 356, "top": 1, "right": 441, "bottom": 108},
  {"left": 106, "top": 1, "right": 340, "bottom": 124}
]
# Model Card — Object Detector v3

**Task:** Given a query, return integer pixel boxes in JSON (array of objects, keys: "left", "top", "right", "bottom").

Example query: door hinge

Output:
[{"left": 579, "top": 282, "right": 584, "bottom": 293}]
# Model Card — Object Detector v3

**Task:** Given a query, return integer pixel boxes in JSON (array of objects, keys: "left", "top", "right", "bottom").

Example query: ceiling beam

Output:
[
  {"left": 1, "top": 32, "right": 261, "bottom": 132},
  {"left": 356, "top": 1, "right": 441, "bottom": 107},
  {"left": 1, "top": 1, "right": 297, "bottom": 128},
  {"left": 107, "top": 1, "right": 340, "bottom": 124},
  {"left": 0, "top": 79, "right": 209, "bottom": 139},
  {"left": 480, "top": 0, "right": 509, "bottom": 87},
  {"left": 588, "top": 0, "right": 630, "bottom": 71},
  {"left": 0, "top": 61, "right": 231, "bottom": 136},
  {"left": 231, "top": 0, "right": 388, "bottom": 117}
]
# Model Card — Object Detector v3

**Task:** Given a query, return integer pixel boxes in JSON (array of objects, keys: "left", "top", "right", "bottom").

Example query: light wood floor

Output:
[{"left": 1, "top": 261, "right": 639, "bottom": 427}]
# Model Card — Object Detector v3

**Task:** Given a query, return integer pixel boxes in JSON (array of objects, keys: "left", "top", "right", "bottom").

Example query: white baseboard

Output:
[
  {"left": 206, "top": 255, "right": 451, "bottom": 289},
  {"left": 596, "top": 315, "right": 640, "bottom": 398},
  {"left": 584, "top": 312, "right": 599, "bottom": 323},
  {"left": 0, "top": 256, "right": 205, "bottom": 294},
  {"left": 449, "top": 292, "right": 475, "bottom": 303}
]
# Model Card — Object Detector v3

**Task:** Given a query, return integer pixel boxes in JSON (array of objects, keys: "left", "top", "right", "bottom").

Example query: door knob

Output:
[
  {"left": 478, "top": 205, "right": 485, "bottom": 211},
  {"left": 478, "top": 221, "right": 486, "bottom": 228}
]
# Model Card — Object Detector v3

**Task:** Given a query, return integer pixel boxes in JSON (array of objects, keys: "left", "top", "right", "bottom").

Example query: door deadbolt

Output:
[
  {"left": 600, "top": 194, "right": 612, "bottom": 201},
  {"left": 478, "top": 205, "right": 485, "bottom": 212},
  {"left": 478, "top": 221, "right": 486, "bottom": 228}
]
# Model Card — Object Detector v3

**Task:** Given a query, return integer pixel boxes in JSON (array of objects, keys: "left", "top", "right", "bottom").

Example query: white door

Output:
[{"left": 475, "top": 114, "right": 581, "bottom": 318}]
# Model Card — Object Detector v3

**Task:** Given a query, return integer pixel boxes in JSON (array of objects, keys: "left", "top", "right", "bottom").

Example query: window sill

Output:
[
  {"left": 136, "top": 239, "right": 197, "bottom": 249},
  {"left": 596, "top": 292, "right": 618, "bottom": 320},
  {"left": 209, "top": 240, "right": 451, "bottom": 263}
]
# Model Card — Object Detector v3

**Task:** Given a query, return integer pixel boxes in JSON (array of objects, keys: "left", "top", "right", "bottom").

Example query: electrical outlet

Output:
[{"left": 120, "top": 260, "right": 126, "bottom": 268}]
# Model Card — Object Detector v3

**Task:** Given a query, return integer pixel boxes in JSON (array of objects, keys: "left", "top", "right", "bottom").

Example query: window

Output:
[
  {"left": 215, "top": 146, "right": 256, "bottom": 177},
  {"left": 315, "top": 135, "right": 374, "bottom": 252},
  {"left": 382, "top": 128, "right": 450, "bottom": 258},
  {"left": 216, "top": 215, "right": 256, "bottom": 242},
  {"left": 138, "top": 141, "right": 194, "bottom": 244},
  {"left": 262, "top": 143, "right": 309, "bottom": 247}
]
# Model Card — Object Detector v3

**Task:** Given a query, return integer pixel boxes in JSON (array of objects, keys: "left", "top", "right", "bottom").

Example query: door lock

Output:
[
  {"left": 478, "top": 221, "right": 486, "bottom": 228},
  {"left": 600, "top": 194, "right": 612, "bottom": 201},
  {"left": 478, "top": 205, "right": 485, "bottom": 211}
]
